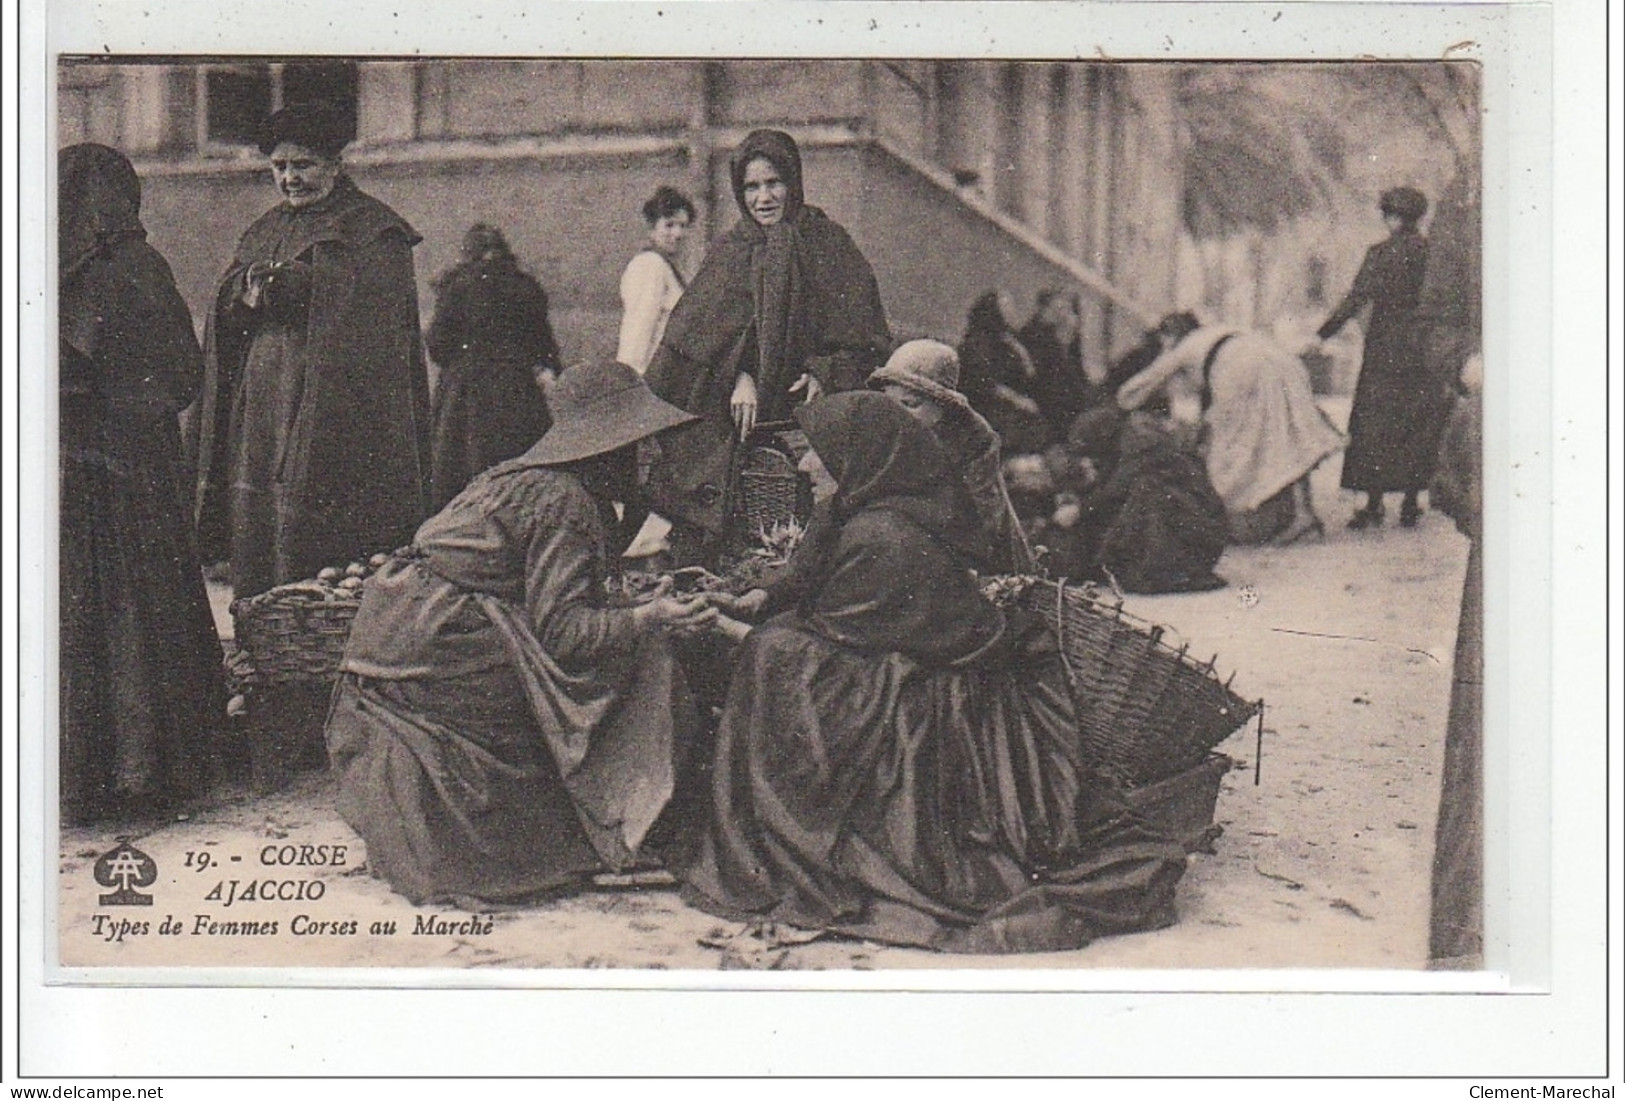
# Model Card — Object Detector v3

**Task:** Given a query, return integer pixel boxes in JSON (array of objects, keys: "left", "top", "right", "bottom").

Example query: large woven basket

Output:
[
  {"left": 230, "top": 582, "right": 361, "bottom": 688},
  {"left": 1015, "top": 577, "right": 1259, "bottom": 787}
]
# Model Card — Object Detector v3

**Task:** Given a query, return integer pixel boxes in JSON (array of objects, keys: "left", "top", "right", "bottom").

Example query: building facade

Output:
[{"left": 59, "top": 58, "right": 1181, "bottom": 369}]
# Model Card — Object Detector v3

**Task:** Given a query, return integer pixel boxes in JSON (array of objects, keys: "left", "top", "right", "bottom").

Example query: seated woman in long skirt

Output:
[
  {"left": 326, "top": 361, "right": 716, "bottom": 906},
  {"left": 673, "top": 392, "right": 1190, "bottom": 954}
]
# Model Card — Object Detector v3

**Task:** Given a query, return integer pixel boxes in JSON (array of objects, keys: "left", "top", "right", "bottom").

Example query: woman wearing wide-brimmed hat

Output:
[
  {"left": 1312, "top": 185, "right": 1443, "bottom": 530},
  {"left": 326, "top": 361, "right": 714, "bottom": 907}
]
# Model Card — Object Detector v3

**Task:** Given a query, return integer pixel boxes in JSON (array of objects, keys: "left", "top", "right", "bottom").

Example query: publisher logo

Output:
[{"left": 93, "top": 841, "right": 157, "bottom": 906}]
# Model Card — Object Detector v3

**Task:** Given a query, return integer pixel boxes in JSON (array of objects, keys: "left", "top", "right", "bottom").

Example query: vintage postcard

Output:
[{"left": 14, "top": 0, "right": 1608, "bottom": 1081}]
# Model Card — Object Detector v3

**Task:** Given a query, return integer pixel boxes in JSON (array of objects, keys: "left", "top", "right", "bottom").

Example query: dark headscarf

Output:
[
  {"left": 729, "top": 128, "right": 805, "bottom": 225},
  {"left": 460, "top": 222, "right": 515, "bottom": 265},
  {"left": 795, "top": 392, "right": 989, "bottom": 566},
  {"left": 59, "top": 143, "right": 144, "bottom": 288},
  {"left": 650, "top": 131, "right": 890, "bottom": 416},
  {"left": 432, "top": 222, "right": 523, "bottom": 293},
  {"left": 963, "top": 290, "right": 1011, "bottom": 344}
]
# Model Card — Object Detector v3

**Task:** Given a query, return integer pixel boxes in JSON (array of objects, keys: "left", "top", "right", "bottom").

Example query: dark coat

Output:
[
  {"left": 646, "top": 130, "right": 891, "bottom": 535},
  {"left": 1019, "top": 316, "right": 1090, "bottom": 441},
  {"left": 959, "top": 292, "right": 1048, "bottom": 454},
  {"left": 1319, "top": 227, "right": 1449, "bottom": 492},
  {"left": 1044, "top": 412, "right": 1228, "bottom": 594},
  {"left": 191, "top": 176, "right": 432, "bottom": 596},
  {"left": 425, "top": 258, "right": 558, "bottom": 510},
  {"left": 327, "top": 455, "right": 698, "bottom": 904},
  {"left": 59, "top": 144, "right": 224, "bottom": 824},
  {"left": 670, "top": 393, "right": 1188, "bottom": 952}
]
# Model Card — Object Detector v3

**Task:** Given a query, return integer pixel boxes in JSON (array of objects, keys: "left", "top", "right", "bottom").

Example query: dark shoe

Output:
[
  {"left": 1347, "top": 505, "right": 1384, "bottom": 530},
  {"left": 1399, "top": 502, "right": 1423, "bottom": 528}
]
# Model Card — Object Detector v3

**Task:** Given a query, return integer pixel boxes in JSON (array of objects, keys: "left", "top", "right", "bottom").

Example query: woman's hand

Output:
[
  {"left": 633, "top": 593, "right": 718, "bottom": 637},
  {"left": 711, "top": 613, "right": 754, "bottom": 643},
  {"left": 788, "top": 373, "right": 823, "bottom": 403},
  {"left": 708, "top": 587, "right": 768, "bottom": 620},
  {"left": 731, "top": 372, "right": 759, "bottom": 440},
  {"left": 994, "top": 382, "right": 1041, "bottom": 416}
]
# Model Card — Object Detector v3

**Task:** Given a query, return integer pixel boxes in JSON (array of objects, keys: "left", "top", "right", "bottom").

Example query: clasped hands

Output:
[{"left": 242, "top": 259, "right": 312, "bottom": 311}]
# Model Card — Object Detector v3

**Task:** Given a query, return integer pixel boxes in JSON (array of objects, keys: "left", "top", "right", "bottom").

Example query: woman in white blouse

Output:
[{"left": 617, "top": 186, "right": 695, "bottom": 374}]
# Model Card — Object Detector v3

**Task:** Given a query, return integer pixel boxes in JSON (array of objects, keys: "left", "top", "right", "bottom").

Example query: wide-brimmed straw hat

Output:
[
  {"left": 528, "top": 360, "right": 696, "bottom": 465},
  {"left": 867, "top": 339, "right": 971, "bottom": 412}
]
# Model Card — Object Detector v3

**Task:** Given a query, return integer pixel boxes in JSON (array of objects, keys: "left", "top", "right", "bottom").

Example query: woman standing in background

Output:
[
  {"left": 645, "top": 129, "right": 891, "bottom": 553},
  {"left": 190, "top": 103, "right": 431, "bottom": 598},
  {"left": 617, "top": 186, "right": 694, "bottom": 374},
  {"left": 59, "top": 143, "right": 225, "bottom": 824},
  {"left": 426, "top": 223, "right": 560, "bottom": 511},
  {"left": 1313, "top": 186, "right": 1440, "bottom": 529}
]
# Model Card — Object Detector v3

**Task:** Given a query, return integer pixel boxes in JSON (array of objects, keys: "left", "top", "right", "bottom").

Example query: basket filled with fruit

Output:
[{"left": 229, "top": 551, "right": 392, "bottom": 688}]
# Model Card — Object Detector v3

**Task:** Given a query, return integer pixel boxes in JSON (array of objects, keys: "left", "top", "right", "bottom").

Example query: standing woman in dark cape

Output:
[
  {"left": 59, "top": 144, "right": 225, "bottom": 824},
  {"left": 645, "top": 129, "right": 891, "bottom": 551},
  {"left": 425, "top": 223, "right": 559, "bottom": 511},
  {"left": 674, "top": 392, "right": 1189, "bottom": 954},
  {"left": 1313, "top": 186, "right": 1440, "bottom": 529},
  {"left": 190, "top": 103, "right": 431, "bottom": 597}
]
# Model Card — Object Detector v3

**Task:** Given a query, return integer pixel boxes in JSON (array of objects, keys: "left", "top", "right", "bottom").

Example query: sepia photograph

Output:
[
  {"left": 51, "top": 50, "right": 1486, "bottom": 972},
  {"left": 10, "top": 0, "right": 1612, "bottom": 1083}
]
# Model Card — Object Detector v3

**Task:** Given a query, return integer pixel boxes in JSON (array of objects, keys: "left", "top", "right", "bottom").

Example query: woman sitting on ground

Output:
[
  {"left": 672, "top": 392, "right": 1189, "bottom": 954},
  {"left": 869, "top": 339, "right": 1035, "bottom": 573},
  {"left": 326, "top": 361, "right": 714, "bottom": 907},
  {"left": 1038, "top": 405, "right": 1229, "bottom": 594}
]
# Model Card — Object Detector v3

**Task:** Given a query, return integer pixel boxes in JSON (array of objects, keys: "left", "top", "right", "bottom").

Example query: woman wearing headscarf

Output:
[
  {"left": 716, "top": 340, "right": 1034, "bottom": 626},
  {"left": 58, "top": 143, "right": 225, "bottom": 824},
  {"left": 1040, "top": 405, "right": 1229, "bottom": 594},
  {"left": 958, "top": 289, "right": 1048, "bottom": 456},
  {"left": 1118, "top": 312, "right": 1345, "bottom": 545},
  {"left": 645, "top": 129, "right": 891, "bottom": 553},
  {"left": 869, "top": 339, "right": 1035, "bottom": 573},
  {"left": 1020, "top": 289, "right": 1091, "bottom": 442},
  {"left": 190, "top": 102, "right": 431, "bottom": 598},
  {"left": 1311, "top": 186, "right": 1440, "bottom": 529},
  {"left": 617, "top": 185, "right": 695, "bottom": 375},
  {"left": 325, "top": 361, "right": 713, "bottom": 906},
  {"left": 425, "top": 223, "right": 560, "bottom": 510},
  {"left": 673, "top": 392, "right": 1189, "bottom": 954}
]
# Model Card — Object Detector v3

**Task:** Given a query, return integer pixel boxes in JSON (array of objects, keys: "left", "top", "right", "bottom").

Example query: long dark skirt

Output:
[
  {"left": 60, "top": 404, "right": 224, "bottom": 825},
  {"left": 1341, "top": 357, "right": 1453, "bottom": 493},
  {"left": 671, "top": 620, "right": 1189, "bottom": 953},
  {"left": 326, "top": 668, "right": 604, "bottom": 906}
]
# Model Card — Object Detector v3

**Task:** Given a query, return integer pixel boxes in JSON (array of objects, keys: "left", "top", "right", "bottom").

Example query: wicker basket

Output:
[
  {"left": 1016, "top": 577, "right": 1259, "bottom": 787},
  {"left": 230, "top": 582, "right": 362, "bottom": 688},
  {"left": 733, "top": 429, "right": 811, "bottom": 540}
]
